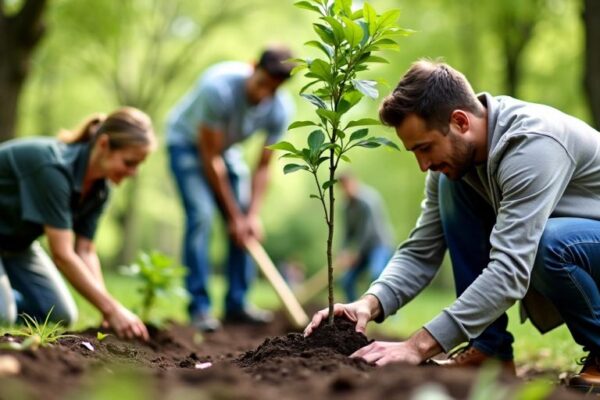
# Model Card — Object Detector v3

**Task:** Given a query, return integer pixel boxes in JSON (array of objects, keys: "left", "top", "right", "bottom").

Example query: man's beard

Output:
[{"left": 445, "top": 132, "right": 476, "bottom": 180}]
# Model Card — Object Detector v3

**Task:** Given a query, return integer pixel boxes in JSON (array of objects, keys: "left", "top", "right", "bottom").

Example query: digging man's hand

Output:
[
  {"left": 304, "top": 295, "right": 443, "bottom": 367},
  {"left": 350, "top": 329, "right": 442, "bottom": 366},
  {"left": 303, "top": 294, "right": 382, "bottom": 337}
]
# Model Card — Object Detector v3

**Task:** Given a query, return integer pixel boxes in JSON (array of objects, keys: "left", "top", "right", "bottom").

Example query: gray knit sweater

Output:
[{"left": 366, "top": 93, "right": 600, "bottom": 352}]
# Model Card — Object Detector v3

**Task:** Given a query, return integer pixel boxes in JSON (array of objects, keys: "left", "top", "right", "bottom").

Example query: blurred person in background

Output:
[
  {"left": 167, "top": 46, "right": 295, "bottom": 332},
  {"left": 337, "top": 173, "right": 394, "bottom": 302}
]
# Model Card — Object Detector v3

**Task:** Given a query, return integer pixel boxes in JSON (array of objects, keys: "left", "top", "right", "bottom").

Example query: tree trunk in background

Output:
[
  {"left": 498, "top": 11, "right": 536, "bottom": 97},
  {"left": 0, "top": 0, "right": 47, "bottom": 141},
  {"left": 584, "top": 0, "right": 600, "bottom": 129}
]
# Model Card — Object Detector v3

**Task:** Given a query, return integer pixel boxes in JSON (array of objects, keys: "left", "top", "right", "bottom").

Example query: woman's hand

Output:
[{"left": 103, "top": 301, "right": 149, "bottom": 341}]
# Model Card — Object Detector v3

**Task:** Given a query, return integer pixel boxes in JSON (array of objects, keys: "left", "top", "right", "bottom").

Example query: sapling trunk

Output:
[{"left": 327, "top": 148, "right": 336, "bottom": 325}]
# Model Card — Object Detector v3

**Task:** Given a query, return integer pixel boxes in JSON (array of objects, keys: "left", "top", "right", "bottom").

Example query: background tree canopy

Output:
[{"left": 2, "top": 0, "right": 597, "bottom": 288}]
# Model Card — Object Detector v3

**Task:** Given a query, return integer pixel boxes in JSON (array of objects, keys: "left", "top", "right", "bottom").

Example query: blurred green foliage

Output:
[
  {"left": 14, "top": 0, "right": 588, "bottom": 291},
  {"left": 120, "top": 250, "right": 188, "bottom": 322}
]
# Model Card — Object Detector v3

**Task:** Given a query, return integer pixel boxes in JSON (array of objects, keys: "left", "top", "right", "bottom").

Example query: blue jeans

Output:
[
  {"left": 438, "top": 176, "right": 514, "bottom": 360},
  {"left": 341, "top": 244, "right": 392, "bottom": 302},
  {"left": 440, "top": 175, "right": 600, "bottom": 358},
  {"left": 0, "top": 242, "right": 77, "bottom": 326},
  {"left": 531, "top": 218, "right": 600, "bottom": 354},
  {"left": 168, "top": 145, "right": 254, "bottom": 317}
]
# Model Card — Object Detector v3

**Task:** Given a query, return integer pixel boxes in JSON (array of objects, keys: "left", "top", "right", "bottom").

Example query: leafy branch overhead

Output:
[
  {"left": 270, "top": 0, "right": 408, "bottom": 185},
  {"left": 269, "top": 0, "right": 410, "bottom": 324}
]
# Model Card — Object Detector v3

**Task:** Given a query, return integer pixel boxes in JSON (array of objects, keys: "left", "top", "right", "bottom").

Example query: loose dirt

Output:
[{"left": 0, "top": 315, "right": 586, "bottom": 400}]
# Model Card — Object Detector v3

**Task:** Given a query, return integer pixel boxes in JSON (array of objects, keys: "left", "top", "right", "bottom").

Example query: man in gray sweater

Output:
[{"left": 305, "top": 60, "right": 600, "bottom": 391}]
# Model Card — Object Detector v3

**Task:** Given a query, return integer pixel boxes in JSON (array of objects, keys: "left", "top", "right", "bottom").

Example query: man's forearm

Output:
[
  {"left": 408, "top": 328, "right": 443, "bottom": 360},
  {"left": 203, "top": 155, "right": 243, "bottom": 222},
  {"left": 360, "top": 293, "right": 383, "bottom": 321},
  {"left": 197, "top": 126, "right": 243, "bottom": 223},
  {"left": 248, "top": 164, "right": 269, "bottom": 216}
]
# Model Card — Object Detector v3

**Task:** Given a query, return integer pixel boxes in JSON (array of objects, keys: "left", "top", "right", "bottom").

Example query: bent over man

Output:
[{"left": 306, "top": 60, "right": 600, "bottom": 392}]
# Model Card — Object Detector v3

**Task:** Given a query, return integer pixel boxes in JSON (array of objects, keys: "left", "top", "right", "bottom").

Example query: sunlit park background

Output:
[{"left": 2, "top": 0, "right": 599, "bottom": 373}]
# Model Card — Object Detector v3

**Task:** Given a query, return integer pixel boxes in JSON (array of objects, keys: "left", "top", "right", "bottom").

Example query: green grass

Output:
[
  {"left": 67, "top": 272, "right": 583, "bottom": 372},
  {"left": 68, "top": 272, "right": 282, "bottom": 329}
]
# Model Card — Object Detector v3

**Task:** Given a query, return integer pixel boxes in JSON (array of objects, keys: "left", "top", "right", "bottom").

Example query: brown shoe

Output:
[
  {"left": 433, "top": 345, "right": 516, "bottom": 376},
  {"left": 569, "top": 353, "right": 600, "bottom": 393}
]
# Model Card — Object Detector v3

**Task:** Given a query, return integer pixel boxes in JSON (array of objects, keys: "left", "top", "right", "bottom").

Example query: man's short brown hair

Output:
[
  {"left": 257, "top": 46, "right": 294, "bottom": 81},
  {"left": 379, "top": 60, "right": 483, "bottom": 133}
]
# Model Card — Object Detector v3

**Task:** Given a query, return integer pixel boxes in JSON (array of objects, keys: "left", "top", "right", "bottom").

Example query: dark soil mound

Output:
[{"left": 237, "top": 317, "right": 373, "bottom": 383}]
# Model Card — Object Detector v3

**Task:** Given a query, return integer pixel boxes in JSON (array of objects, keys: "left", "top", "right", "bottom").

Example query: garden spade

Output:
[{"left": 244, "top": 237, "right": 309, "bottom": 328}]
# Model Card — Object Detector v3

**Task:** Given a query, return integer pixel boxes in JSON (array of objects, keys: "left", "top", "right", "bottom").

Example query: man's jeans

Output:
[
  {"left": 531, "top": 217, "right": 600, "bottom": 354},
  {"left": 439, "top": 176, "right": 515, "bottom": 360},
  {"left": 0, "top": 242, "right": 77, "bottom": 326},
  {"left": 439, "top": 174, "right": 600, "bottom": 358},
  {"left": 168, "top": 145, "right": 254, "bottom": 317},
  {"left": 341, "top": 245, "right": 392, "bottom": 302}
]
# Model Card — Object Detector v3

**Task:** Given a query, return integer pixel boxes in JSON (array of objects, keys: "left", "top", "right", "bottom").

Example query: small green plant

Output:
[
  {"left": 0, "top": 308, "right": 71, "bottom": 351},
  {"left": 270, "top": 0, "right": 409, "bottom": 324},
  {"left": 121, "top": 250, "right": 188, "bottom": 322},
  {"left": 96, "top": 332, "right": 111, "bottom": 341}
]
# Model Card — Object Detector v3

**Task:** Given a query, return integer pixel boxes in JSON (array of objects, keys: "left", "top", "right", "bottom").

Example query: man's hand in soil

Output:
[
  {"left": 351, "top": 329, "right": 442, "bottom": 366},
  {"left": 104, "top": 302, "right": 150, "bottom": 341},
  {"left": 303, "top": 294, "right": 381, "bottom": 336}
]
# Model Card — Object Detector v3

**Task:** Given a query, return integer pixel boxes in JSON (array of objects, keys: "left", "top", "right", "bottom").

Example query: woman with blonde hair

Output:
[{"left": 0, "top": 107, "right": 156, "bottom": 340}]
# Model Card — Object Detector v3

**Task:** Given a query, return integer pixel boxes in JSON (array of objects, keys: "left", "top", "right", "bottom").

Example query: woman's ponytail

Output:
[
  {"left": 58, "top": 107, "right": 155, "bottom": 150},
  {"left": 57, "top": 114, "right": 106, "bottom": 144}
]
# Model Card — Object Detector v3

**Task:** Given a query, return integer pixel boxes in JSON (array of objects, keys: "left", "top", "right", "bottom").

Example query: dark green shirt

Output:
[{"left": 0, "top": 138, "right": 110, "bottom": 251}]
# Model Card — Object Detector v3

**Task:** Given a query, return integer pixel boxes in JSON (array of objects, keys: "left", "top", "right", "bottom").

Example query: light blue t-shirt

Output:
[{"left": 166, "top": 61, "right": 293, "bottom": 151}]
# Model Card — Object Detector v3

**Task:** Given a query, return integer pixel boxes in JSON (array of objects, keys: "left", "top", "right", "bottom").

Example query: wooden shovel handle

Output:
[{"left": 244, "top": 237, "right": 309, "bottom": 328}]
